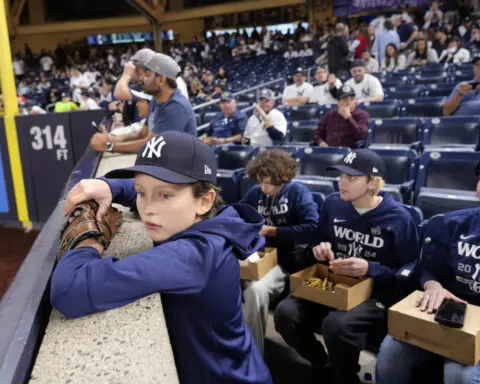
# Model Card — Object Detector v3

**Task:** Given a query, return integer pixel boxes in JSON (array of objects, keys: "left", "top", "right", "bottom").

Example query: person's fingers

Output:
[
  {"left": 313, "top": 246, "right": 324, "bottom": 262},
  {"left": 449, "top": 293, "right": 468, "bottom": 305},
  {"left": 324, "top": 242, "right": 335, "bottom": 260},
  {"left": 96, "top": 201, "right": 109, "bottom": 222},
  {"left": 63, "top": 186, "right": 86, "bottom": 216},
  {"left": 427, "top": 292, "right": 439, "bottom": 314},
  {"left": 432, "top": 293, "right": 445, "bottom": 313},
  {"left": 419, "top": 294, "right": 430, "bottom": 312}
]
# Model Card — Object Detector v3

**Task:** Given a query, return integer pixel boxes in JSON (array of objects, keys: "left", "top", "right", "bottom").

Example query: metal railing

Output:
[{"left": 192, "top": 78, "right": 285, "bottom": 113}]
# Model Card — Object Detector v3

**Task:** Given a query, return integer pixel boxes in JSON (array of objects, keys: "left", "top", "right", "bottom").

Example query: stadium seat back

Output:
[
  {"left": 413, "top": 74, "right": 447, "bottom": 85},
  {"left": 360, "top": 100, "right": 399, "bottom": 118},
  {"left": 370, "top": 118, "right": 420, "bottom": 146},
  {"left": 424, "top": 117, "right": 480, "bottom": 149},
  {"left": 288, "top": 121, "right": 317, "bottom": 143},
  {"left": 216, "top": 145, "right": 257, "bottom": 170},
  {"left": 296, "top": 147, "right": 351, "bottom": 176},
  {"left": 289, "top": 105, "right": 319, "bottom": 121},
  {"left": 385, "top": 86, "right": 423, "bottom": 100},
  {"left": 372, "top": 148, "right": 417, "bottom": 185},
  {"left": 403, "top": 98, "right": 444, "bottom": 117},
  {"left": 203, "top": 111, "right": 218, "bottom": 124},
  {"left": 425, "top": 84, "right": 455, "bottom": 98},
  {"left": 402, "top": 204, "right": 424, "bottom": 227}
]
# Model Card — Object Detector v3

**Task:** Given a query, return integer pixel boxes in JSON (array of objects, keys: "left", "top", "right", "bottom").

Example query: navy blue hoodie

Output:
[
  {"left": 240, "top": 181, "right": 319, "bottom": 272},
  {"left": 420, "top": 208, "right": 480, "bottom": 306},
  {"left": 51, "top": 178, "right": 272, "bottom": 384},
  {"left": 315, "top": 192, "right": 419, "bottom": 304}
]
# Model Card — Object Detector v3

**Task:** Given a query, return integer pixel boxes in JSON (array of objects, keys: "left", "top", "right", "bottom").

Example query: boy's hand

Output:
[{"left": 64, "top": 179, "right": 113, "bottom": 221}]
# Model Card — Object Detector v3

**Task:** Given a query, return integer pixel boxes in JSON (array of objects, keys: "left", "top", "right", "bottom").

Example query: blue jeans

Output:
[{"left": 376, "top": 335, "right": 475, "bottom": 384}]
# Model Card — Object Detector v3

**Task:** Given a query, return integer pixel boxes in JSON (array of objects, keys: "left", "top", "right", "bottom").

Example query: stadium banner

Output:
[
  {"left": 16, "top": 113, "right": 75, "bottom": 222},
  {"left": 333, "top": 0, "right": 433, "bottom": 16},
  {"left": 0, "top": 118, "right": 17, "bottom": 221},
  {"left": 69, "top": 109, "right": 107, "bottom": 165}
]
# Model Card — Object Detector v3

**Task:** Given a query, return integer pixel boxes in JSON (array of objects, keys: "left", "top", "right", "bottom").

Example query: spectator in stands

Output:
[
  {"left": 376, "top": 206, "right": 480, "bottom": 383},
  {"left": 299, "top": 43, "right": 314, "bottom": 57},
  {"left": 382, "top": 43, "right": 407, "bottom": 71},
  {"left": 70, "top": 67, "right": 91, "bottom": 103},
  {"left": 443, "top": 55, "right": 480, "bottom": 116},
  {"left": 423, "top": 1, "right": 444, "bottom": 30},
  {"left": 313, "top": 85, "right": 368, "bottom": 148},
  {"left": 432, "top": 27, "right": 449, "bottom": 56},
  {"left": 282, "top": 68, "right": 314, "bottom": 106},
  {"left": 201, "top": 92, "right": 247, "bottom": 145},
  {"left": 202, "top": 71, "right": 216, "bottom": 95},
  {"left": 458, "top": 16, "right": 474, "bottom": 43},
  {"left": 362, "top": 49, "right": 380, "bottom": 73},
  {"left": 396, "top": 14, "right": 418, "bottom": 51},
  {"left": 36, "top": 72, "right": 51, "bottom": 93},
  {"left": 284, "top": 45, "right": 299, "bottom": 59},
  {"left": 215, "top": 66, "right": 228, "bottom": 88},
  {"left": 54, "top": 93, "right": 78, "bottom": 113},
  {"left": 306, "top": 67, "right": 342, "bottom": 106},
  {"left": 210, "top": 83, "right": 224, "bottom": 100},
  {"left": 12, "top": 53, "right": 25, "bottom": 80},
  {"left": 407, "top": 37, "right": 439, "bottom": 66},
  {"left": 79, "top": 90, "right": 100, "bottom": 111},
  {"left": 352, "top": 26, "right": 371, "bottom": 59},
  {"left": 327, "top": 23, "right": 350, "bottom": 75},
  {"left": 275, "top": 149, "right": 419, "bottom": 384},
  {"left": 90, "top": 53, "right": 197, "bottom": 153},
  {"left": 344, "top": 60, "right": 384, "bottom": 104},
  {"left": 372, "top": 19, "right": 400, "bottom": 63},
  {"left": 243, "top": 89, "right": 287, "bottom": 146},
  {"left": 371, "top": 14, "right": 386, "bottom": 36},
  {"left": 470, "top": 24, "right": 480, "bottom": 56},
  {"left": 190, "top": 78, "right": 206, "bottom": 99},
  {"left": 108, "top": 91, "right": 152, "bottom": 138},
  {"left": 39, "top": 51, "right": 54, "bottom": 73},
  {"left": 439, "top": 36, "right": 471, "bottom": 64},
  {"left": 368, "top": 25, "right": 376, "bottom": 45},
  {"left": 241, "top": 149, "right": 319, "bottom": 356}
]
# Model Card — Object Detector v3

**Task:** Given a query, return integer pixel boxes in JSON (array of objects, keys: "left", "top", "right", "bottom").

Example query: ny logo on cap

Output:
[
  {"left": 142, "top": 136, "right": 166, "bottom": 159},
  {"left": 344, "top": 152, "right": 357, "bottom": 164}
]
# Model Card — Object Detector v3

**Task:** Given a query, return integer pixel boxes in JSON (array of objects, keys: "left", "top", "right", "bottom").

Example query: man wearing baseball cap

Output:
[
  {"left": 91, "top": 53, "right": 197, "bottom": 154},
  {"left": 243, "top": 89, "right": 287, "bottom": 146},
  {"left": 344, "top": 59, "right": 384, "bottom": 104},
  {"left": 275, "top": 149, "right": 419, "bottom": 383},
  {"left": 55, "top": 131, "right": 272, "bottom": 384},
  {"left": 201, "top": 92, "right": 248, "bottom": 145},
  {"left": 282, "top": 67, "right": 314, "bottom": 106},
  {"left": 313, "top": 84, "right": 369, "bottom": 148},
  {"left": 443, "top": 53, "right": 480, "bottom": 116}
]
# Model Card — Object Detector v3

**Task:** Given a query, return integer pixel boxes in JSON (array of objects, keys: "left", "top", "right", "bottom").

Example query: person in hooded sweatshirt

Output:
[
  {"left": 240, "top": 148, "right": 319, "bottom": 355},
  {"left": 274, "top": 149, "right": 419, "bottom": 384},
  {"left": 50, "top": 131, "right": 272, "bottom": 384},
  {"left": 376, "top": 163, "right": 480, "bottom": 384}
]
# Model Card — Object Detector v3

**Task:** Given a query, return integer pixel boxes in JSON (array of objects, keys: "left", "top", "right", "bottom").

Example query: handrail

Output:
[{"left": 192, "top": 77, "right": 285, "bottom": 112}]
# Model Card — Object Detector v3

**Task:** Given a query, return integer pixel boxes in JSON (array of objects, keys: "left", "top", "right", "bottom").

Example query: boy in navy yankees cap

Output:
[
  {"left": 275, "top": 149, "right": 419, "bottom": 383},
  {"left": 52, "top": 131, "right": 272, "bottom": 384}
]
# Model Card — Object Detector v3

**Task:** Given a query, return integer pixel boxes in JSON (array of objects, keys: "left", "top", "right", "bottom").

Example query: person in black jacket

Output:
[{"left": 328, "top": 23, "right": 350, "bottom": 76}]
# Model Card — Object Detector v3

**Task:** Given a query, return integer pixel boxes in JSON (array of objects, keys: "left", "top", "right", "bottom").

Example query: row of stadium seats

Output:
[
  {"left": 214, "top": 145, "right": 479, "bottom": 219},
  {"left": 287, "top": 116, "right": 480, "bottom": 152}
]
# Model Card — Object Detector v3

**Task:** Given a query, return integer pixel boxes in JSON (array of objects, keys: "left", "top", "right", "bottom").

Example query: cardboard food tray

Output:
[
  {"left": 239, "top": 248, "right": 278, "bottom": 280},
  {"left": 389, "top": 290, "right": 480, "bottom": 366},
  {"left": 290, "top": 264, "right": 373, "bottom": 310}
]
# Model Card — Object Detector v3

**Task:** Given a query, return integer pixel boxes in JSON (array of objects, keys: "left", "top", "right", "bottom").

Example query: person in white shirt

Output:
[
  {"left": 79, "top": 90, "right": 101, "bottom": 110},
  {"left": 282, "top": 68, "right": 314, "bottom": 106},
  {"left": 12, "top": 54, "right": 25, "bottom": 79},
  {"left": 361, "top": 49, "right": 380, "bottom": 73},
  {"left": 307, "top": 67, "right": 342, "bottom": 106},
  {"left": 344, "top": 59, "right": 384, "bottom": 104},
  {"left": 370, "top": 15, "right": 386, "bottom": 36},
  {"left": 40, "top": 55, "right": 54, "bottom": 73},
  {"left": 109, "top": 91, "right": 152, "bottom": 138},
  {"left": 439, "top": 36, "right": 471, "bottom": 64},
  {"left": 243, "top": 89, "right": 287, "bottom": 146},
  {"left": 299, "top": 43, "right": 314, "bottom": 57},
  {"left": 70, "top": 68, "right": 90, "bottom": 103},
  {"left": 284, "top": 46, "right": 299, "bottom": 59},
  {"left": 381, "top": 43, "right": 407, "bottom": 71}
]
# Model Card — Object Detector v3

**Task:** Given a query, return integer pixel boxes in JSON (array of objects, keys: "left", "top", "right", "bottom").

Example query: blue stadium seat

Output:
[
  {"left": 381, "top": 78, "right": 409, "bottom": 89},
  {"left": 195, "top": 113, "right": 202, "bottom": 126},
  {"left": 412, "top": 74, "right": 447, "bottom": 85},
  {"left": 419, "top": 64, "right": 448, "bottom": 76},
  {"left": 203, "top": 111, "right": 219, "bottom": 125},
  {"left": 422, "top": 116, "right": 480, "bottom": 151},
  {"left": 237, "top": 101, "right": 250, "bottom": 111},
  {"left": 402, "top": 204, "right": 424, "bottom": 227},
  {"left": 287, "top": 121, "right": 317, "bottom": 144},
  {"left": 371, "top": 148, "right": 418, "bottom": 203},
  {"left": 415, "top": 150, "right": 480, "bottom": 218},
  {"left": 424, "top": 83, "right": 455, "bottom": 98},
  {"left": 367, "top": 118, "right": 422, "bottom": 150},
  {"left": 236, "top": 93, "right": 256, "bottom": 104},
  {"left": 216, "top": 145, "right": 257, "bottom": 170},
  {"left": 311, "top": 192, "right": 326, "bottom": 210},
  {"left": 217, "top": 169, "right": 243, "bottom": 204},
  {"left": 294, "top": 147, "right": 351, "bottom": 195},
  {"left": 359, "top": 100, "right": 400, "bottom": 118},
  {"left": 402, "top": 97, "right": 445, "bottom": 118},
  {"left": 453, "top": 69, "right": 474, "bottom": 82},
  {"left": 385, "top": 86, "right": 424, "bottom": 100},
  {"left": 317, "top": 104, "right": 337, "bottom": 118},
  {"left": 289, "top": 105, "right": 320, "bottom": 121},
  {"left": 209, "top": 103, "right": 222, "bottom": 112}
]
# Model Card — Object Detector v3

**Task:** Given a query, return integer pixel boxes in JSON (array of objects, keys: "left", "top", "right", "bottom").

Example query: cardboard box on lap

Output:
[
  {"left": 389, "top": 290, "right": 480, "bottom": 366},
  {"left": 289, "top": 264, "right": 373, "bottom": 311},
  {"left": 239, "top": 248, "right": 278, "bottom": 280}
]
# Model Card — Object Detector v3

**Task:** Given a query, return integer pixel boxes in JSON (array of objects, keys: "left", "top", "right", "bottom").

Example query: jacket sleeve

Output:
[
  {"left": 367, "top": 214, "right": 420, "bottom": 291},
  {"left": 98, "top": 177, "right": 137, "bottom": 209},
  {"left": 315, "top": 114, "right": 328, "bottom": 143},
  {"left": 276, "top": 185, "right": 319, "bottom": 243},
  {"left": 346, "top": 110, "right": 369, "bottom": 140},
  {"left": 51, "top": 235, "right": 215, "bottom": 318}
]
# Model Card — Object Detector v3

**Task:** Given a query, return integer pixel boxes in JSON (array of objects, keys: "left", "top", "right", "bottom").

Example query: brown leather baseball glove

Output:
[{"left": 58, "top": 200, "right": 123, "bottom": 259}]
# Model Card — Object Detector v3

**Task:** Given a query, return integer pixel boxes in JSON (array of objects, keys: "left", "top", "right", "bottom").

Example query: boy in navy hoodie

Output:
[
  {"left": 376, "top": 167, "right": 480, "bottom": 384},
  {"left": 51, "top": 132, "right": 272, "bottom": 384},
  {"left": 240, "top": 149, "right": 319, "bottom": 355},
  {"left": 274, "top": 149, "right": 419, "bottom": 384}
]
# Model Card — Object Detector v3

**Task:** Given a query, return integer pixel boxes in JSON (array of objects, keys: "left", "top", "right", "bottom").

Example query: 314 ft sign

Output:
[{"left": 30, "top": 125, "right": 69, "bottom": 161}]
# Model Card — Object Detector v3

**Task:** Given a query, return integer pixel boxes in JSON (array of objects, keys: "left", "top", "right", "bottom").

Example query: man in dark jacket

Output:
[
  {"left": 327, "top": 23, "right": 350, "bottom": 75},
  {"left": 313, "top": 85, "right": 369, "bottom": 148}
]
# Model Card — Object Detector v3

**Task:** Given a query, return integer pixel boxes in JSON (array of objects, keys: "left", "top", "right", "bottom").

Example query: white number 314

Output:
[{"left": 30, "top": 125, "right": 67, "bottom": 151}]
